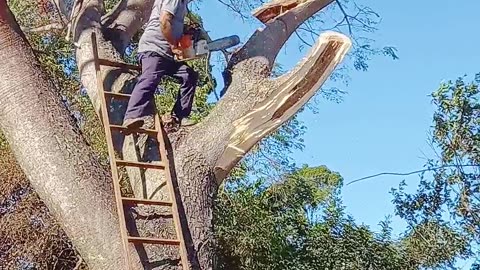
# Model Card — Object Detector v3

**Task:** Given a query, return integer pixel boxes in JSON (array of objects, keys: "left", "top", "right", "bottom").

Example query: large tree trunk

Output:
[
  {"left": 1, "top": 0, "right": 351, "bottom": 269},
  {"left": 0, "top": 2, "right": 128, "bottom": 269}
]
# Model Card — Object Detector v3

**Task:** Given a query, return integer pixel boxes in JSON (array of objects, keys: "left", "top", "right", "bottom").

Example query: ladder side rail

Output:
[
  {"left": 155, "top": 114, "right": 190, "bottom": 270},
  {"left": 91, "top": 32, "right": 132, "bottom": 269}
]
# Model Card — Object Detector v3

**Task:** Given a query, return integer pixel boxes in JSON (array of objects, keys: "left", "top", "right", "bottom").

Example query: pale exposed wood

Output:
[
  {"left": 227, "top": 0, "right": 334, "bottom": 76},
  {"left": 252, "top": 0, "right": 307, "bottom": 24},
  {"left": 214, "top": 31, "right": 352, "bottom": 180}
]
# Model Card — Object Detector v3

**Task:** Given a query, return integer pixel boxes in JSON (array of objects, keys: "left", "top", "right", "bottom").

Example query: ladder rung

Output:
[
  {"left": 127, "top": 236, "right": 180, "bottom": 245},
  {"left": 116, "top": 160, "right": 166, "bottom": 170},
  {"left": 110, "top": 125, "right": 158, "bottom": 136},
  {"left": 98, "top": 59, "right": 141, "bottom": 71},
  {"left": 122, "top": 197, "right": 172, "bottom": 206},
  {"left": 104, "top": 91, "right": 131, "bottom": 100}
]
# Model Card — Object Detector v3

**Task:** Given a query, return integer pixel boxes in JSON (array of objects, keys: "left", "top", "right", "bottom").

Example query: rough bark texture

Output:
[
  {"left": 0, "top": 138, "right": 87, "bottom": 269},
  {"left": 1, "top": 0, "right": 351, "bottom": 269},
  {"left": 102, "top": 0, "right": 155, "bottom": 52},
  {"left": 0, "top": 2, "right": 125, "bottom": 269}
]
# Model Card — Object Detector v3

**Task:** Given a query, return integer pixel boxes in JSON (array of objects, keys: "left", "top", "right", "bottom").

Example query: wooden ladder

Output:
[{"left": 90, "top": 32, "right": 189, "bottom": 270}]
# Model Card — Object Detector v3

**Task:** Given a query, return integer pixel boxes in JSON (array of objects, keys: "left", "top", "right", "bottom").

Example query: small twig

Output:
[
  {"left": 335, "top": 0, "right": 352, "bottom": 35},
  {"left": 66, "top": 0, "right": 84, "bottom": 41},
  {"left": 49, "top": 0, "right": 67, "bottom": 25},
  {"left": 21, "top": 22, "right": 65, "bottom": 33},
  {"left": 346, "top": 164, "right": 479, "bottom": 186},
  {"left": 216, "top": 0, "right": 249, "bottom": 22},
  {"left": 294, "top": 29, "right": 312, "bottom": 47}
]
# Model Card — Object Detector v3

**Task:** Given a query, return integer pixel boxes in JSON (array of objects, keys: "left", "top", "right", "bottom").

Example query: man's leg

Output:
[
  {"left": 169, "top": 62, "right": 199, "bottom": 124},
  {"left": 123, "top": 52, "right": 169, "bottom": 131}
]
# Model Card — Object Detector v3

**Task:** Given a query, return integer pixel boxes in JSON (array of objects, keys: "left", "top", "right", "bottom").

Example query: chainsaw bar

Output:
[
  {"left": 176, "top": 34, "right": 240, "bottom": 62},
  {"left": 207, "top": 35, "right": 240, "bottom": 51}
]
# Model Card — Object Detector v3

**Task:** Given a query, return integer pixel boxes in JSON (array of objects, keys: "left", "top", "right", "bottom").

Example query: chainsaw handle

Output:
[{"left": 178, "top": 34, "right": 193, "bottom": 49}]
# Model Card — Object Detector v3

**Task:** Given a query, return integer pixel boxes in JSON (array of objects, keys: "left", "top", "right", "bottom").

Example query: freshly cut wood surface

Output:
[{"left": 253, "top": 0, "right": 306, "bottom": 23}]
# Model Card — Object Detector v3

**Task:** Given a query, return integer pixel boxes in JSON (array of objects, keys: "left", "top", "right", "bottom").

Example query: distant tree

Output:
[
  {"left": 392, "top": 73, "right": 480, "bottom": 267},
  {"left": 216, "top": 165, "right": 467, "bottom": 270}
]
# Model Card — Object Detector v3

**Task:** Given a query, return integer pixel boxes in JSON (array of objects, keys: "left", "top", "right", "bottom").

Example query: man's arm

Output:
[{"left": 160, "top": 10, "right": 178, "bottom": 47}]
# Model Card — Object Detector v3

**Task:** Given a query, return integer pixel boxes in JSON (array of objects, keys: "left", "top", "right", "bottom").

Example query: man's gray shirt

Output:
[{"left": 138, "top": 0, "right": 187, "bottom": 59}]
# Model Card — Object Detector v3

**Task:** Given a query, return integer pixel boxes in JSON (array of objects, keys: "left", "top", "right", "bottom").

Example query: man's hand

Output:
[{"left": 171, "top": 44, "right": 183, "bottom": 58}]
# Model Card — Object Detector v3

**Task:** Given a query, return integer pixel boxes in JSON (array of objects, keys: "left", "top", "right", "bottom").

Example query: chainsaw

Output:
[{"left": 175, "top": 24, "right": 240, "bottom": 61}]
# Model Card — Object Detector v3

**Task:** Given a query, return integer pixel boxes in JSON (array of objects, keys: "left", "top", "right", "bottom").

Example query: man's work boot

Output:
[
  {"left": 161, "top": 114, "right": 180, "bottom": 133},
  {"left": 180, "top": 117, "right": 196, "bottom": 127},
  {"left": 161, "top": 114, "right": 197, "bottom": 133},
  {"left": 122, "top": 117, "right": 145, "bottom": 135}
]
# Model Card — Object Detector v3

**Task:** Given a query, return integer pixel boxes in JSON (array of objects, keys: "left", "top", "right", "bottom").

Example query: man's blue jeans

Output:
[{"left": 123, "top": 51, "right": 198, "bottom": 122}]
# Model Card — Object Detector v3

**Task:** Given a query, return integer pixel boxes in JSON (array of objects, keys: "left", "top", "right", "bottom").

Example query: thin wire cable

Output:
[{"left": 346, "top": 164, "right": 478, "bottom": 186}]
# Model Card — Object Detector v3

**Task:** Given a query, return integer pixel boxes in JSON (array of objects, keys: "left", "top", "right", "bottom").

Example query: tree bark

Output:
[
  {"left": 1, "top": 0, "right": 351, "bottom": 269},
  {"left": 0, "top": 2, "right": 127, "bottom": 269}
]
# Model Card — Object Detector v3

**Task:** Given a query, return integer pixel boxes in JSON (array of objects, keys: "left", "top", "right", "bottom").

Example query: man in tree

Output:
[{"left": 122, "top": 0, "right": 198, "bottom": 133}]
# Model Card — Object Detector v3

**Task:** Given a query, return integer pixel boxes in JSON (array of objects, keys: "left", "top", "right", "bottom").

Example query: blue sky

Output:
[{"left": 197, "top": 0, "right": 480, "bottom": 243}]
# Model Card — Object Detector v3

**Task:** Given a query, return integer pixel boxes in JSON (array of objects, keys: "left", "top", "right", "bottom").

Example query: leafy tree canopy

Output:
[{"left": 392, "top": 73, "right": 480, "bottom": 267}]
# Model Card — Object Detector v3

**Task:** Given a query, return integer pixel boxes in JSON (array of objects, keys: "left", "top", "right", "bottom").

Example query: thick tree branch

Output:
[
  {"left": 221, "top": 0, "right": 334, "bottom": 96},
  {"left": 229, "top": 0, "right": 334, "bottom": 71},
  {"left": 101, "top": 0, "right": 155, "bottom": 53},
  {"left": 214, "top": 31, "right": 351, "bottom": 180}
]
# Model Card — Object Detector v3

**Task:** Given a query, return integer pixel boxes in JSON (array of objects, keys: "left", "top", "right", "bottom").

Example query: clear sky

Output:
[{"left": 197, "top": 0, "right": 480, "bottom": 251}]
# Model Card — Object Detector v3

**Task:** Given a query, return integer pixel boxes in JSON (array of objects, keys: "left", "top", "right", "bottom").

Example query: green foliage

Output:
[
  {"left": 392, "top": 73, "right": 480, "bottom": 264},
  {"left": 214, "top": 165, "right": 341, "bottom": 270},
  {"left": 215, "top": 165, "right": 464, "bottom": 270},
  {"left": 401, "top": 221, "right": 470, "bottom": 268},
  {"left": 153, "top": 56, "right": 215, "bottom": 122}
]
